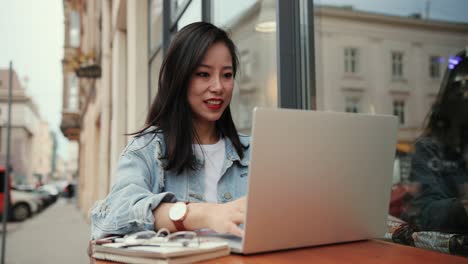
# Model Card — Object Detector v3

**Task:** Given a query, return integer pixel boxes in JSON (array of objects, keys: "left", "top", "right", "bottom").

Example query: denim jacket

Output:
[{"left": 90, "top": 128, "right": 251, "bottom": 239}]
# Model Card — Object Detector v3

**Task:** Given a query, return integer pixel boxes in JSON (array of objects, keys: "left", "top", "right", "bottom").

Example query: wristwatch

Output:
[{"left": 169, "top": 202, "right": 189, "bottom": 231}]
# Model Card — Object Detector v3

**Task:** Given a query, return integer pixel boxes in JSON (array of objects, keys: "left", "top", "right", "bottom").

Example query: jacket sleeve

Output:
[
  {"left": 406, "top": 139, "right": 468, "bottom": 232},
  {"left": 90, "top": 138, "right": 177, "bottom": 239}
]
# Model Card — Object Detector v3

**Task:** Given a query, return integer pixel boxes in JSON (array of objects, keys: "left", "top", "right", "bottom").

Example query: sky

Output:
[
  {"left": 0, "top": 0, "right": 467, "bottom": 162},
  {"left": 316, "top": 0, "right": 468, "bottom": 23},
  {"left": 0, "top": 1, "right": 67, "bottom": 160}
]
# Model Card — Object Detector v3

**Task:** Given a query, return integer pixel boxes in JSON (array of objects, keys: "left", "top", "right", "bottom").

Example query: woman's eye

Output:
[
  {"left": 196, "top": 72, "right": 209, "bottom": 78},
  {"left": 224, "top": 72, "right": 233, "bottom": 78}
]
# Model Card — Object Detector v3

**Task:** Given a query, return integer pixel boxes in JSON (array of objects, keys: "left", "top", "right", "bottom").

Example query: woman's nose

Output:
[{"left": 209, "top": 76, "right": 223, "bottom": 93}]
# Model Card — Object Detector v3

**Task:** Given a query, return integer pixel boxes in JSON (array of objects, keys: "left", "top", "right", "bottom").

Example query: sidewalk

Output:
[{"left": 2, "top": 198, "right": 90, "bottom": 264}]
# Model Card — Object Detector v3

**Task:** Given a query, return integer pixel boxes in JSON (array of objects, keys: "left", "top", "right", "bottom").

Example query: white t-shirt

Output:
[{"left": 193, "top": 138, "right": 226, "bottom": 203}]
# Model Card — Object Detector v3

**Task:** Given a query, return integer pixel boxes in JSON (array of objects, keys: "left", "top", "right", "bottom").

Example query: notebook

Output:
[
  {"left": 213, "top": 107, "right": 398, "bottom": 254},
  {"left": 92, "top": 233, "right": 230, "bottom": 264}
]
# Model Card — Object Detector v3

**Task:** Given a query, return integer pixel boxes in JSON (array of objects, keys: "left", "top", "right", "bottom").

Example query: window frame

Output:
[
  {"left": 393, "top": 100, "right": 406, "bottom": 125},
  {"left": 150, "top": 0, "right": 316, "bottom": 112},
  {"left": 345, "top": 97, "right": 360, "bottom": 113},
  {"left": 391, "top": 51, "right": 404, "bottom": 79},
  {"left": 429, "top": 55, "right": 441, "bottom": 79},
  {"left": 344, "top": 47, "right": 359, "bottom": 75}
]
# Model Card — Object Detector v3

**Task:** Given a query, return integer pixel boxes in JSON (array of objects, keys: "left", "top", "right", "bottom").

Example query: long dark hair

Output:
[
  {"left": 133, "top": 22, "right": 243, "bottom": 174},
  {"left": 422, "top": 49, "right": 468, "bottom": 151}
]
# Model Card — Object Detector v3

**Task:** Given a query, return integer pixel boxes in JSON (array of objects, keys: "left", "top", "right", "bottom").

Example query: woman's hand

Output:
[
  {"left": 204, "top": 197, "right": 246, "bottom": 236},
  {"left": 155, "top": 197, "right": 247, "bottom": 237}
]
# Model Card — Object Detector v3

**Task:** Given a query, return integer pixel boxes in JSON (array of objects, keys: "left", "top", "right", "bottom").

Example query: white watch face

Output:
[{"left": 169, "top": 202, "right": 187, "bottom": 221}]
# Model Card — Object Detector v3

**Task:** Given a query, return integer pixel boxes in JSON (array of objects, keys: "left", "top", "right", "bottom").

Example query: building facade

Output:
[
  {"left": 31, "top": 120, "right": 54, "bottom": 184},
  {"left": 61, "top": 0, "right": 148, "bottom": 215},
  {"left": 313, "top": 6, "right": 468, "bottom": 147},
  {"left": 0, "top": 69, "right": 42, "bottom": 185}
]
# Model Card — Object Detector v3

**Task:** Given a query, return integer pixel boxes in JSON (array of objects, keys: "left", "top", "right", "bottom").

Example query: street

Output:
[{"left": 1, "top": 198, "right": 90, "bottom": 264}]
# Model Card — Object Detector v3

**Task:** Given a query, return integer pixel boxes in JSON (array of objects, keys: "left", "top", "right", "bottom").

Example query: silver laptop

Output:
[{"left": 209, "top": 107, "right": 398, "bottom": 254}]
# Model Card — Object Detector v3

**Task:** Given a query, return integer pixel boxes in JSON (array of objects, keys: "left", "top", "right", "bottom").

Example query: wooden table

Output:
[{"left": 93, "top": 240, "right": 467, "bottom": 263}]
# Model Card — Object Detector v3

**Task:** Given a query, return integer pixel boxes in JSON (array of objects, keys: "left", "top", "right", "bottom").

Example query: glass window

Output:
[
  {"left": 212, "top": 0, "right": 277, "bottom": 134},
  {"left": 239, "top": 50, "right": 253, "bottom": 83},
  {"left": 344, "top": 47, "right": 358, "bottom": 74},
  {"left": 314, "top": 0, "right": 468, "bottom": 254},
  {"left": 149, "top": 0, "right": 163, "bottom": 52},
  {"left": 392, "top": 51, "right": 404, "bottom": 78},
  {"left": 345, "top": 97, "right": 360, "bottom": 113},
  {"left": 68, "top": 74, "right": 79, "bottom": 112},
  {"left": 149, "top": 52, "right": 163, "bottom": 102},
  {"left": 429, "top": 55, "right": 442, "bottom": 79},
  {"left": 69, "top": 10, "right": 80, "bottom": 48},
  {"left": 177, "top": 0, "right": 202, "bottom": 30},
  {"left": 393, "top": 100, "right": 405, "bottom": 125},
  {"left": 149, "top": 0, "right": 164, "bottom": 104}
]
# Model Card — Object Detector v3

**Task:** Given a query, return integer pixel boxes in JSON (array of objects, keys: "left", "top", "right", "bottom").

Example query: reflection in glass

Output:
[
  {"left": 401, "top": 50, "right": 468, "bottom": 233},
  {"left": 213, "top": 0, "right": 277, "bottom": 134},
  {"left": 314, "top": 0, "right": 468, "bottom": 255},
  {"left": 430, "top": 55, "right": 442, "bottom": 79},
  {"left": 149, "top": 0, "right": 163, "bottom": 51},
  {"left": 344, "top": 47, "right": 359, "bottom": 74},
  {"left": 391, "top": 51, "right": 404, "bottom": 79},
  {"left": 393, "top": 100, "right": 405, "bottom": 125},
  {"left": 177, "top": 0, "right": 202, "bottom": 30},
  {"left": 150, "top": 52, "right": 163, "bottom": 102},
  {"left": 345, "top": 97, "right": 360, "bottom": 113}
]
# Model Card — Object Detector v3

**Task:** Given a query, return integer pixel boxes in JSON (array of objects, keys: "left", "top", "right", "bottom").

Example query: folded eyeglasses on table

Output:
[{"left": 97, "top": 229, "right": 201, "bottom": 248}]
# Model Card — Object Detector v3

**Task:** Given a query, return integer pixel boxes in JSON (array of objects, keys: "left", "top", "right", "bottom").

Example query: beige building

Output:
[
  {"left": 61, "top": 0, "right": 149, "bottom": 216},
  {"left": 313, "top": 6, "right": 468, "bottom": 148},
  {"left": 0, "top": 69, "right": 42, "bottom": 185},
  {"left": 54, "top": 156, "right": 66, "bottom": 181},
  {"left": 65, "top": 141, "right": 79, "bottom": 181},
  {"left": 31, "top": 120, "right": 54, "bottom": 184},
  {"left": 60, "top": 0, "right": 468, "bottom": 217}
]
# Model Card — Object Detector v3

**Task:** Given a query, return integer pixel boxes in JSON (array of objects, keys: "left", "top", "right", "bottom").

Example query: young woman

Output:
[
  {"left": 91, "top": 22, "right": 250, "bottom": 239},
  {"left": 401, "top": 49, "right": 468, "bottom": 233}
]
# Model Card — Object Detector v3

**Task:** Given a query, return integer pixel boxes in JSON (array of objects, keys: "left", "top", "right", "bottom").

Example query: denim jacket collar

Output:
[
  {"left": 147, "top": 126, "right": 250, "bottom": 167},
  {"left": 226, "top": 135, "right": 250, "bottom": 166}
]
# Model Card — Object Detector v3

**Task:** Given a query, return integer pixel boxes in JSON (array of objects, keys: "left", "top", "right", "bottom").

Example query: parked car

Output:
[
  {"left": 10, "top": 189, "right": 40, "bottom": 221},
  {"left": 38, "top": 184, "right": 60, "bottom": 205}
]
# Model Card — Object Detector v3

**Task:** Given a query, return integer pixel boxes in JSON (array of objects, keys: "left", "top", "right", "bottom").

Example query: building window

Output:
[
  {"left": 392, "top": 51, "right": 404, "bottom": 78},
  {"left": 240, "top": 50, "right": 253, "bottom": 83},
  {"left": 344, "top": 47, "right": 359, "bottom": 74},
  {"left": 345, "top": 97, "right": 360, "bottom": 113},
  {"left": 429, "top": 55, "right": 442, "bottom": 79},
  {"left": 68, "top": 74, "right": 79, "bottom": 111},
  {"left": 393, "top": 100, "right": 406, "bottom": 125},
  {"left": 69, "top": 10, "right": 80, "bottom": 48}
]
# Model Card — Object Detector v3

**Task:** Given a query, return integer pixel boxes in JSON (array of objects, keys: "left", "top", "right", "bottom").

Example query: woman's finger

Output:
[{"left": 228, "top": 223, "right": 244, "bottom": 237}]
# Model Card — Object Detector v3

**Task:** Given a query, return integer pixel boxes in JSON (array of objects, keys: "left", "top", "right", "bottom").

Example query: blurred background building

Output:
[
  {"left": 31, "top": 120, "right": 54, "bottom": 184},
  {"left": 60, "top": 0, "right": 468, "bottom": 217},
  {"left": 0, "top": 69, "right": 41, "bottom": 185}
]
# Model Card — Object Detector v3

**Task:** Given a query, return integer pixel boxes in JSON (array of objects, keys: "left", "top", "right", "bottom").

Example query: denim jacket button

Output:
[{"left": 223, "top": 192, "right": 232, "bottom": 200}]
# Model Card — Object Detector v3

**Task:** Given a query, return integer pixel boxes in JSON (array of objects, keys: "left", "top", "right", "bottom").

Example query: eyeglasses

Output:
[{"left": 118, "top": 229, "right": 200, "bottom": 248}]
